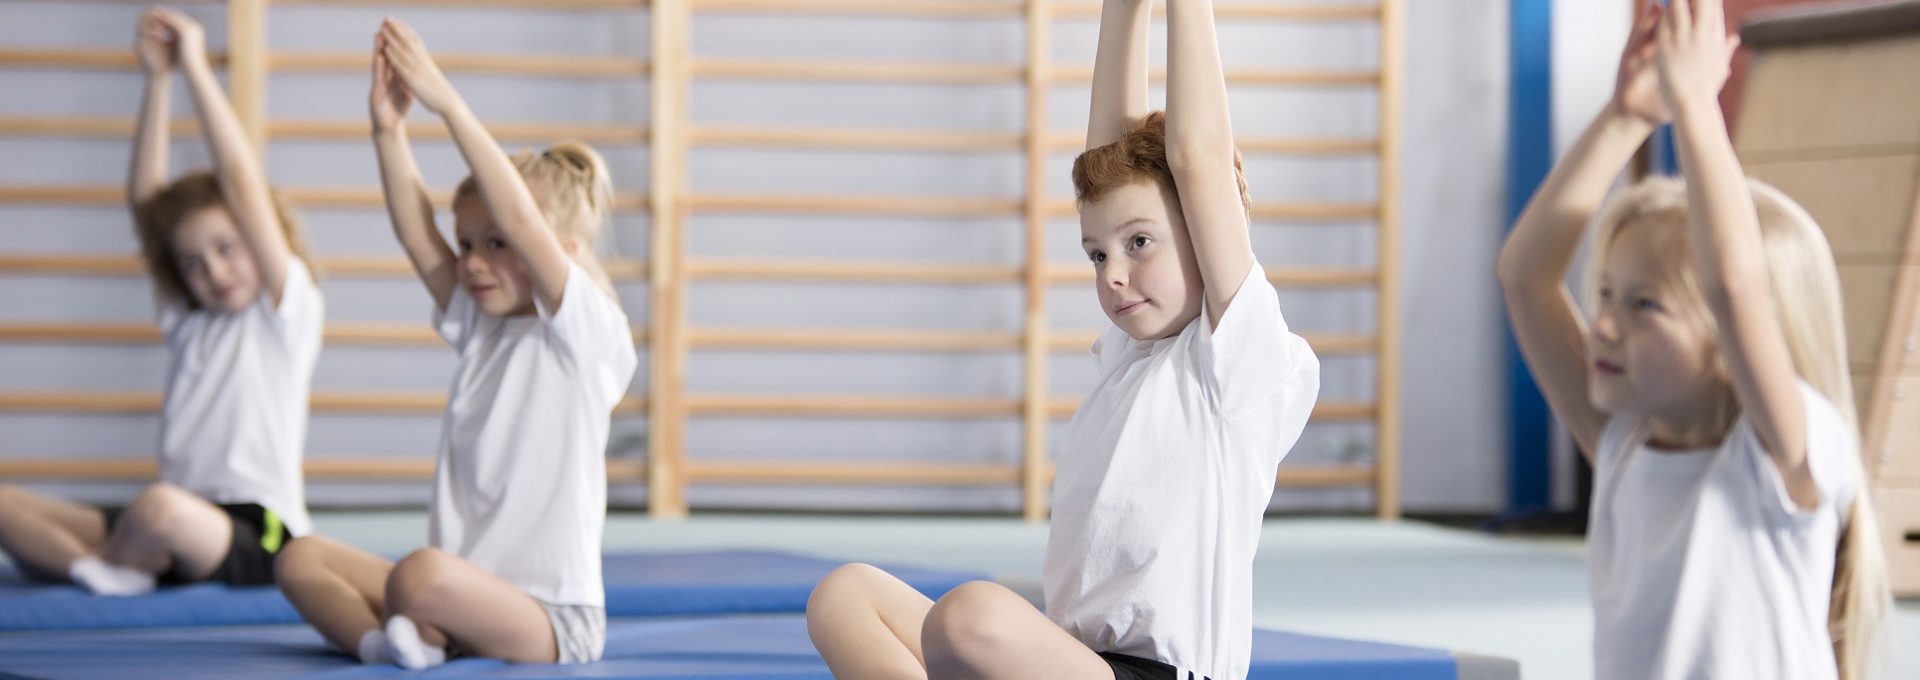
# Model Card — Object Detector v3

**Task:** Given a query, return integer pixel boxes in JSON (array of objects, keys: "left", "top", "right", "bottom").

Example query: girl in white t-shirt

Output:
[
  {"left": 1498, "top": 2, "right": 1890, "bottom": 679},
  {"left": 274, "top": 18, "right": 636, "bottom": 670},
  {"left": 805, "top": 2, "right": 1318, "bottom": 679},
  {"left": 0, "top": 7, "right": 320, "bottom": 597}
]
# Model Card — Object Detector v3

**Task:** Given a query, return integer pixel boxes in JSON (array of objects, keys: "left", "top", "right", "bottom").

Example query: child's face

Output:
[
  {"left": 1079, "top": 180, "right": 1204, "bottom": 341},
  {"left": 452, "top": 195, "right": 537, "bottom": 317},
  {"left": 171, "top": 206, "right": 260, "bottom": 313},
  {"left": 1587, "top": 222, "right": 1726, "bottom": 419}
]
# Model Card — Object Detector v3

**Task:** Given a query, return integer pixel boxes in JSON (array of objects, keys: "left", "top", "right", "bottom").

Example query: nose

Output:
[
  {"left": 1590, "top": 303, "right": 1621, "bottom": 345},
  {"left": 1104, "top": 260, "right": 1128, "bottom": 290},
  {"left": 461, "top": 249, "right": 487, "bottom": 276}
]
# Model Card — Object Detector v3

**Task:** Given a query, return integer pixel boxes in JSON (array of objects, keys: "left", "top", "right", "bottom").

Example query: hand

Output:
[
  {"left": 1611, "top": 1, "right": 1669, "bottom": 125},
  {"left": 146, "top": 7, "right": 207, "bottom": 70},
  {"left": 370, "top": 32, "right": 414, "bottom": 134},
  {"left": 135, "top": 10, "right": 177, "bottom": 75},
  {"left": 378, "top": 18, "right": 462, "bottom": 117},
  {"left": 1655, "top": 0, "right": 1743, "bottom": 114}
]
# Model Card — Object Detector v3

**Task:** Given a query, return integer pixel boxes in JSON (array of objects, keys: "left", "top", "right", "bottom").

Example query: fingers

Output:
[{"left": 1668, "top": 0, "right": 1693, "bottom": 40}]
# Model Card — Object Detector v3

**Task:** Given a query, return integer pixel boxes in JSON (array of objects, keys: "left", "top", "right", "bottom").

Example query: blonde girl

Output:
[
  {"left": 273, "top": 18, "right": 636, "bottom": 669},
  {"left": 1497, "top": 1, "right": 1889, "bottom": 678}
]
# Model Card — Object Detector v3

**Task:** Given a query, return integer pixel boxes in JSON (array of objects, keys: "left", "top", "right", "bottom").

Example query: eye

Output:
[
  {"left": 179, "top": 257, "right": 203, "bottom": 272},
  {"left": 216, "top": 242, "right": 233, "bottom": 255},
  {"left": 1634, "top": 296, "right": 1662, "bottom": 313},
  {"left": 456, "top": 239, "right": 472, "bottom": 253},
  {"left": 1597, "top": 287, "right": 1613, "bottom": 303},
  {"left": 1130, "top": 235, "right": 1151, "bottom": 250},
  {"left": 488, "top": 238, "right": 508, "bottom": 250},
  {"left": 1087, "top": 250, "right": 1106, "bottom": 264}
]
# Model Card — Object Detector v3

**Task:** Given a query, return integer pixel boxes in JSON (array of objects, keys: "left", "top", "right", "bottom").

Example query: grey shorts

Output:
[{"left": 541, "top": 601, "right": 606, "bottom": 664}]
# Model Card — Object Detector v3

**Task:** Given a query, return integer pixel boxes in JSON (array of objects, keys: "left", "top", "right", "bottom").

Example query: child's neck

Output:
[{"left": 1644, "top": 401, "right": 1731, "bottom": 451}]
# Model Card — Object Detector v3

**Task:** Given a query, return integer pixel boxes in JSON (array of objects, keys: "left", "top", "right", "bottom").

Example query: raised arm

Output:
[
  {"left": 1495, "top": 1, "right": 1666, "bottom": 458},
  {"left": 1657, "top": 0, "right": 1814, "bottom": 504},
  {"left": 371, "top": 30, "right": 457, "bottom": 310},
  {"left": 1087, "top": 0, "right": 1152, "bottom": 149},
  {"left": 152, "top": 8, "right": 297, "bottom": 304},
  {"left": 381, "top": 18, "right": 574, "bottom": 312},
  {"left": 128, "top": 10, "right": 174, "bottom": 210},
  {"left": 1164, "top": 0, "right": 1251, "bottom": 326}
]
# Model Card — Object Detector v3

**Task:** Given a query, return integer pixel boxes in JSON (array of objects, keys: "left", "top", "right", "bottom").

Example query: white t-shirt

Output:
[
  {"left": 429, "top": 263, "right": 638, "bottom": 608},
  {"left": 156, "top": 258, "right": 322, "bottom": 538},
  {"left": 1043, "top": 263, "right": 1320, "bottom": 680},
  {"left": 1590, "top": 381, "right": 1856, "bottom": 680}
]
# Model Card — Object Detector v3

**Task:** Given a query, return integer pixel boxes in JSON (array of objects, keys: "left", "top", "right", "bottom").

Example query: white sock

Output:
[
  {"left": 356, "top": 629, "right": 394, "bottom": 665},
  {"left": 67, "top": 556, "right": 156, "bottom": 597},
  {"left": 384, "top": 615, "right": 447, "bottom": 670}
]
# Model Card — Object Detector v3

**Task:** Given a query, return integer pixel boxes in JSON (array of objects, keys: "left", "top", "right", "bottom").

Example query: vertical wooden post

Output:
[
  {"left": 648, "top": 0, "right": 690, "bottom": 518},
  {"left": 1374, "top": 0, "right": 1403, "bottom": 520},
  {"left": 1021, "top": 0, "right": 1052, "bottom": 523},
  {"left": 226, "top": 0, "right": 267, "bottom": 155}
]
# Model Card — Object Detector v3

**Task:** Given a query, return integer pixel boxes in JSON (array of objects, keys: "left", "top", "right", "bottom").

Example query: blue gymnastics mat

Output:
[
  {"left": 0, "top": 615, "right": 1458, "bottom": 680},
  {"left": 0, "top": 551, "right": 979, "bottom": 632}
]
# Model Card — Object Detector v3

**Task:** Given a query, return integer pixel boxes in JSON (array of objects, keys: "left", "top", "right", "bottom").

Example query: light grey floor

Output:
[{"left": 306, "top": 512, "right": 1920, "bottom": 680}]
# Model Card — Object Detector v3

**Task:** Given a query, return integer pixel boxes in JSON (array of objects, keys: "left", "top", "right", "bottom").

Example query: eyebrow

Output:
[{"left": 1081, "top": 218, "right": 1157, "bottom": 244}]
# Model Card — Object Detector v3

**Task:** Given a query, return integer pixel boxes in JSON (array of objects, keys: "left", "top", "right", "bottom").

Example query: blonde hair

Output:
[
  {"left": 1071, "top": 111, "right": 1250, "bottom": 222},
  {"left": 454, "top": 141, "right": 617, "bottom": 298},
  {"left": 133, "top": 171, "right": 312, "bottom": 310},
  {"left": 1594, "top": 176, "right": 1891, "bottom": 680}
]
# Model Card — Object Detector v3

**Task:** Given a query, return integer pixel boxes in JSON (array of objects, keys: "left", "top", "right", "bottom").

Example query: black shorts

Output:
[
  {"left": 1099, "top": 653, "right": 1210, "bottom": 680},
  {"left": 102, "top": 502, "right": 290, "bottom": 586}
]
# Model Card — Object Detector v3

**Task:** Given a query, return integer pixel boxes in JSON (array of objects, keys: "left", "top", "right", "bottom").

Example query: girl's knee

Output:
[
  {"left": 124, "top": 483, "right": 197, "bottom": 527},
  {"left": 809, "top": 563, "right": 886, "bottom": 611},
  {"left": 386, "top": 547, "right": 457, "bottom": 614}
]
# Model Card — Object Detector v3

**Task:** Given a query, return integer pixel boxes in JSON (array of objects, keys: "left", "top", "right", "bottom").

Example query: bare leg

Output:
[
  {"left": 385, "top": 547, "right": 558, "bottom": 663},
  {"left": 98, "top": 483, "right": 232, "bottom": 581},
  {"left": 921, "top": 581, "right": 1115, "bottom": 680},
  {"left": 807, "top": 563, "right": 936, "bottom": 679},
  {"left": 277, "top": 535, "right": 394, "bottom": 655},
  {"left": 0, "top": 484, "right": 109, "bottom": 580}
]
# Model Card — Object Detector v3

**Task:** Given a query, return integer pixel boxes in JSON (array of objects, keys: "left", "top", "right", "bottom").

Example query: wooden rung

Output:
[
  {"left": 696, "top": 0, "right": 1023, "bottom": 17},
  {"left": 1047, "top": 198, "right": 1376, "bottom": 221},
  {"left": 692, "top": 58, "right": 1021, "bottom": 84},
  {"left": 1045, "top": 263, "right": 1376, "bottom": 288},
  {"left": 1047, "top": 132, "right": 1378, "bottom": 156},
  {"left": 687, "top": 258, "right": 1022, "bottom": 285},
  {"left": 1054, "top": 3, "right": 1383, "bottom": 21},
  {"left": 0, "top": 48, "right": 228, "bottom": 71},
  {"left": 1051, "top": 66, "right": 1380, "bottom": 87},
  {"left": 686, "top": 460, "right": 1020, "bottom": 485},
  {"left": 285, "top": 187, "right": 649, "bottom": 212},
  {"left": 1047, "top": 331, "right": 1375, "bottom": 356},
  {"left": 276, "top": 0, "right": 648, "bottom": 8},
  {"left": 687, "top": 193, "right": 1021, "bottom": 218},
  {"left": 690, "top": 125, "right": 1021, "bottom": 152},
  {"left": 272, "top": 120, "right": 649, "bottom": 145},
  {"left": 0, "top": 390, "right": 648, "bottom": 415},
  {"left": 0, "top": 254, "right": 656, "bottom": 281},
  {"left": 1045, "top": 396, "right": 1375, "bottom": 421},
  {"left": 272, "top": 52, "right": 649, "bottom": 79},
  {"left": 1276, "top": 464, "right": 1377, "bottom": 487},
  {"left": 689, "top": 326, "right": 1021, "bottom": 353},
  {"left": 686, "top": 393, "right": 1019, "bottom": 419}
]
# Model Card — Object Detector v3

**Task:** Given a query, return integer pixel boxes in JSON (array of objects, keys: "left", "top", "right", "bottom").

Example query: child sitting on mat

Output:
[
  {"left": 1497, "top": 1, "right": 1888, "bottom": 678},
  {"left": 0, "top": 6, "right": 319, "bottom": 597},
  {"left": 273, "top": 18, "right": 636, "bottom": 669},
  {"left": 804, "top": 1, "right": 1319, "bottom": 678}
]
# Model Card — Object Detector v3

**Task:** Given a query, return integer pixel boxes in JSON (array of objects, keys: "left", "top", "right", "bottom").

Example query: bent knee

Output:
[
  {"left": 124, "top": 484, "right": 200, "bottom": 525},
  {"left": 808, "top": 563, "right": 890, "bottom": 613},
  {"left": 273, "top": 535, "right": 330, "bottom": 583},
  {"left": 923, "top": 581, "right": 1027, "bottom": 661},
  {"left": 385, "top": 547, "right": 458, "bottom": 613}
]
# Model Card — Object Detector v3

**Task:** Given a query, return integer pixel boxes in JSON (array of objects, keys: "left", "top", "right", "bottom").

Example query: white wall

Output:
[{"left": 0, "top": 0, "right": 1513, "bottom": 514}]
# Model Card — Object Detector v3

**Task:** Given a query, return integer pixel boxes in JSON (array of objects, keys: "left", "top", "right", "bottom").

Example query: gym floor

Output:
[{"left": 300, "top": 511, "right": 1920, "bottom": 680}]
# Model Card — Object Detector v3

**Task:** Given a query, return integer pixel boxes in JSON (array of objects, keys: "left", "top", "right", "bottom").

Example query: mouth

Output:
[
  {"left": 469, "top": 283, "right": 497, "bottom": 295},
  {"left": 1593, "top": 358, "right": 1625, "bottom": 376},
  {"left": 1114, "top": 299, "right": 1149, "bottom": 316}
]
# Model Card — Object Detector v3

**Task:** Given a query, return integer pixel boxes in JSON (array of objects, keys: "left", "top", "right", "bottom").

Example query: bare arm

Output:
[
  {"left": 382, "top": 19, "right": 573, "bottom": 312},
  {"left": 128, "top": 11, "right": 173, "bottom": 210},
  {"left": 154, "top": 8, "right": 296, "bottom": 304},
  {"left": 1164, "top": 0, "right": 1252, "bottom": 327},
  {"left": 1658, "top": 0, "right": 1813, "bottom": 505},
  {"left": 1086, "top": 0, "right": 1151, "bottom": 149},
  {"left": 1495, "top": 2, "right": 1667, "bottom": 459},
  {"left": 371, "top": 33, "right": 456, "bottom": 310}
]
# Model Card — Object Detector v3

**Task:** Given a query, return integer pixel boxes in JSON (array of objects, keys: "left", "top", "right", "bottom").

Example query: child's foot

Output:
[
  {"left": 357, "top": 629, "right": 395, "bottom": 665},
  {"left": 384, "top": 615, "right": 448, "bottom": 670},
  {"left": 67, "top": 556, "right": 156, "bottom": 596}
]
